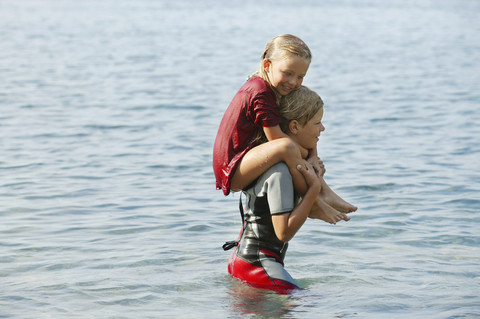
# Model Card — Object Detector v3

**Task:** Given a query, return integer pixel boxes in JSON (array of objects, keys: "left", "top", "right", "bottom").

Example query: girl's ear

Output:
[
  {"left": 288, "top": 120, "right": 300, "bottom": 134},
  {"left": 263, "top": 59, "right": 271, "bottom": 72}
]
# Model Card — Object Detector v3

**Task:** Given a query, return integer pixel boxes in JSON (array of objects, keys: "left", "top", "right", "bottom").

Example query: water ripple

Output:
[{"left": 1, "top": 0, "right": 479, "bottom": 318}]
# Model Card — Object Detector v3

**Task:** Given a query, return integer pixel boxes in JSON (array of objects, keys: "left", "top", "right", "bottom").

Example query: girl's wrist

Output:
[{"left": 299, "top": 145, "right": 309, "bottom": 158}]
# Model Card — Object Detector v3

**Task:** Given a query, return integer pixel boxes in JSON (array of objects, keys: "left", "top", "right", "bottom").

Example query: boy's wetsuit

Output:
[{"left": 224, "top": 163, "right": 299, "bottom": 293}]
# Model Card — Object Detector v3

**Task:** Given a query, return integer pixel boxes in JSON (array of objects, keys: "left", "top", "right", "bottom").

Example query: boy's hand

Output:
[{"left": 297, "top": 162, "right": 321, "bottom": 191}]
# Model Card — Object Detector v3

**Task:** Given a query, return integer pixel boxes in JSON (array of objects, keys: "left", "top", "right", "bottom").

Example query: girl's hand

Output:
[
  {"left": 298, "top": 144, "right": 309, "bottom": 159},
  {"left": 307, "top": 156, "right": 325, "bottom": 177}
]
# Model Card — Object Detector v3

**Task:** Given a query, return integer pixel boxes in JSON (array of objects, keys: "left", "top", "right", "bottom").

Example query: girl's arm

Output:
[
  {"left": 263, "top": 124, "right": 288, "bottom": 140},
  {"left": 271, "top": 163, "right": 321, "bottom": 242},
  {"left": 307, "top": 146, "right": 326, "bottom": 177},
  {"left": 264, "top": 125, "right": 309, "bottom": 158}
]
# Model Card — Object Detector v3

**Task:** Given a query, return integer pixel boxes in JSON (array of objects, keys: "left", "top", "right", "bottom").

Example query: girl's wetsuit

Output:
[{"left": 224, "top": 163, "right": 299, "bottom": 293}]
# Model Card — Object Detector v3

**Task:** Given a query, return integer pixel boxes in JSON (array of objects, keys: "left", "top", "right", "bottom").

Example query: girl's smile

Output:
[{"left": 265, "top": 56, "right": 310, "bottom": 96}]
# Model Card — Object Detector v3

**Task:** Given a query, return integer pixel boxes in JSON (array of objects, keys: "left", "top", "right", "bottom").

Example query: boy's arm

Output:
[{"left": 272, "top": 163, "right": 321, "bottom": 242}]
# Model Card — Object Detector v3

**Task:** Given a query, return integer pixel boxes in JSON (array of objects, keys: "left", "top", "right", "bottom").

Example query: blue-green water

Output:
[{"left": 1, "top": 1, "right": 479, "bottom": 318}]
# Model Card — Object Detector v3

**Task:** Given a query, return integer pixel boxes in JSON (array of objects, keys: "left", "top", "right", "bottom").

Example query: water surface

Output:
[{"left": 1, "top": 0, "right": 479, "bottom": 318}]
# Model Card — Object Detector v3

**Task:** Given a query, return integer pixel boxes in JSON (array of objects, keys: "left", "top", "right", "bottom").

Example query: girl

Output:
[
  {"left": 213, "top": 34, "right": 356, "bottom": 224},
  {"left": 226, "top": 86, "right": 328, "bottom": 293}
]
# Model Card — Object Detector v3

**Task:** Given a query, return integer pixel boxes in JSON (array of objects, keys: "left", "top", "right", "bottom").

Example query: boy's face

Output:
[
  {"left": 264, "top": 56, "right": 310, "bottom": 96},
  {"left": 294, "top": 108, "right": 325, "bottom": 150}
]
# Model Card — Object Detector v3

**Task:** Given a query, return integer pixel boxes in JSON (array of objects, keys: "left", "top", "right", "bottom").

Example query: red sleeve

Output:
[{"left": 252, "top": 86, "right": 282, "bottom": 128}]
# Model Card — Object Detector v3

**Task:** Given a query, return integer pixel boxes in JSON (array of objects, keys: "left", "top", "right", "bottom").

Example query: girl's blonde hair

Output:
[
  {"left": 258, "top": 34, "right": 312, "bottom": 78},
  {"left": 256, "top": 34, "right": 312, "bottom": 102},
  {"left": 279, "top": 86, "right": 323, "bottom": 133}
]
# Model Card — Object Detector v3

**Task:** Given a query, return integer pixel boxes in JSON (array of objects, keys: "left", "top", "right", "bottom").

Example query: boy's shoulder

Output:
[
  {"left": 258, "top": 162, "right": 292, "bottom": 189},
  {"left": 247, "top": 162, "right": 291, "bottom": 193},
  {"left": 266, "top": 162, "right": 290, "bottom": 177}
]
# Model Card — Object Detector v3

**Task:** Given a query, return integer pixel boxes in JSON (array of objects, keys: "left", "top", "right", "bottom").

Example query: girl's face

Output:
[
  {"left": 264, "top": 55, "right": 310, "bottom": 96},
  {"left": 291, "top": 108, "right": 325, "bottom": 150}
]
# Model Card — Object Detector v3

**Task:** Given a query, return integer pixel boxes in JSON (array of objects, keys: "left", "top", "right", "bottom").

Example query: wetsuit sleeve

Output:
[{"left": 265, "top": 163, "right": 295, "bottom": 215}]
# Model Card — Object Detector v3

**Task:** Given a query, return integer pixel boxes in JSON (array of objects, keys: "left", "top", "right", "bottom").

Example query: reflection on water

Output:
[{"left": 227, "top": 280, "right": 301, "bottom": 318}]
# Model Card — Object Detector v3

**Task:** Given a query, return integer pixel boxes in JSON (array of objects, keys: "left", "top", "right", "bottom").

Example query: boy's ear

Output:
[{"left": 289, "top": 120, "right": 299, "bottom": 134}]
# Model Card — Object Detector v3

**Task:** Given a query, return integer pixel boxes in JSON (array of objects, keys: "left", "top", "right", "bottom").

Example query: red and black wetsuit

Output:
[{"left": 224, "top": 163, "right": 299, "bottom": 294}]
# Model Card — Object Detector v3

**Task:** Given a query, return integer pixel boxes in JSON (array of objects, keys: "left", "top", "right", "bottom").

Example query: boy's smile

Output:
[{"left": 294, "top": 108, "right": 325, "bottom": 150}]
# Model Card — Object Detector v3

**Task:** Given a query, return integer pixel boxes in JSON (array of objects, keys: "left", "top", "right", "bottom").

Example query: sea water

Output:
[{"left": 1, "top": 0, "right": 479, "bottom": 318}]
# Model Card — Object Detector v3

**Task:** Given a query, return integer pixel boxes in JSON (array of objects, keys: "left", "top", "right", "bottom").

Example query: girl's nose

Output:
[{"left": 294, "top": 78, "right": 303, "bottom": 89}]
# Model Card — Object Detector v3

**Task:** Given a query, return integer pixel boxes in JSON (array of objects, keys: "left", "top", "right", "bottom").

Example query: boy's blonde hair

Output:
[
  {"left": 256, "top": 34, "right": 312, "bottom": 103},
  {"left": 279, "top": 86, "right": 323, "bottom": 133}
]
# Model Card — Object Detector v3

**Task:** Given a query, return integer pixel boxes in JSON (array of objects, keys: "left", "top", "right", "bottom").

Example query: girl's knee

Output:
[
  {"left": 276, "top": 138, "right": 297, "bottom": 153},
  {"left": 277, "top": 138, "right": 300, "bottom": 159}
]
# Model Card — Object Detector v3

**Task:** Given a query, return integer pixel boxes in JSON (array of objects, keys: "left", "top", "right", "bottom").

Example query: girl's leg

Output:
[
  {"left": 231, "top": 138, "right": 307, "bottom": 194},
  {"left": 308, "top": 155, "right": 357, "bottom": 214},
  {"left": 231, "top": 138, "right": 355, "bottom": 225},
  {"left": 318, "top": 177, "right": 358, "bottom": 213},
  {"left": 309, "top": 196, "right": 350, "bottom": 224},
  {"left": 308, "top": 178, "right": 356, "bottom": 224}
]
